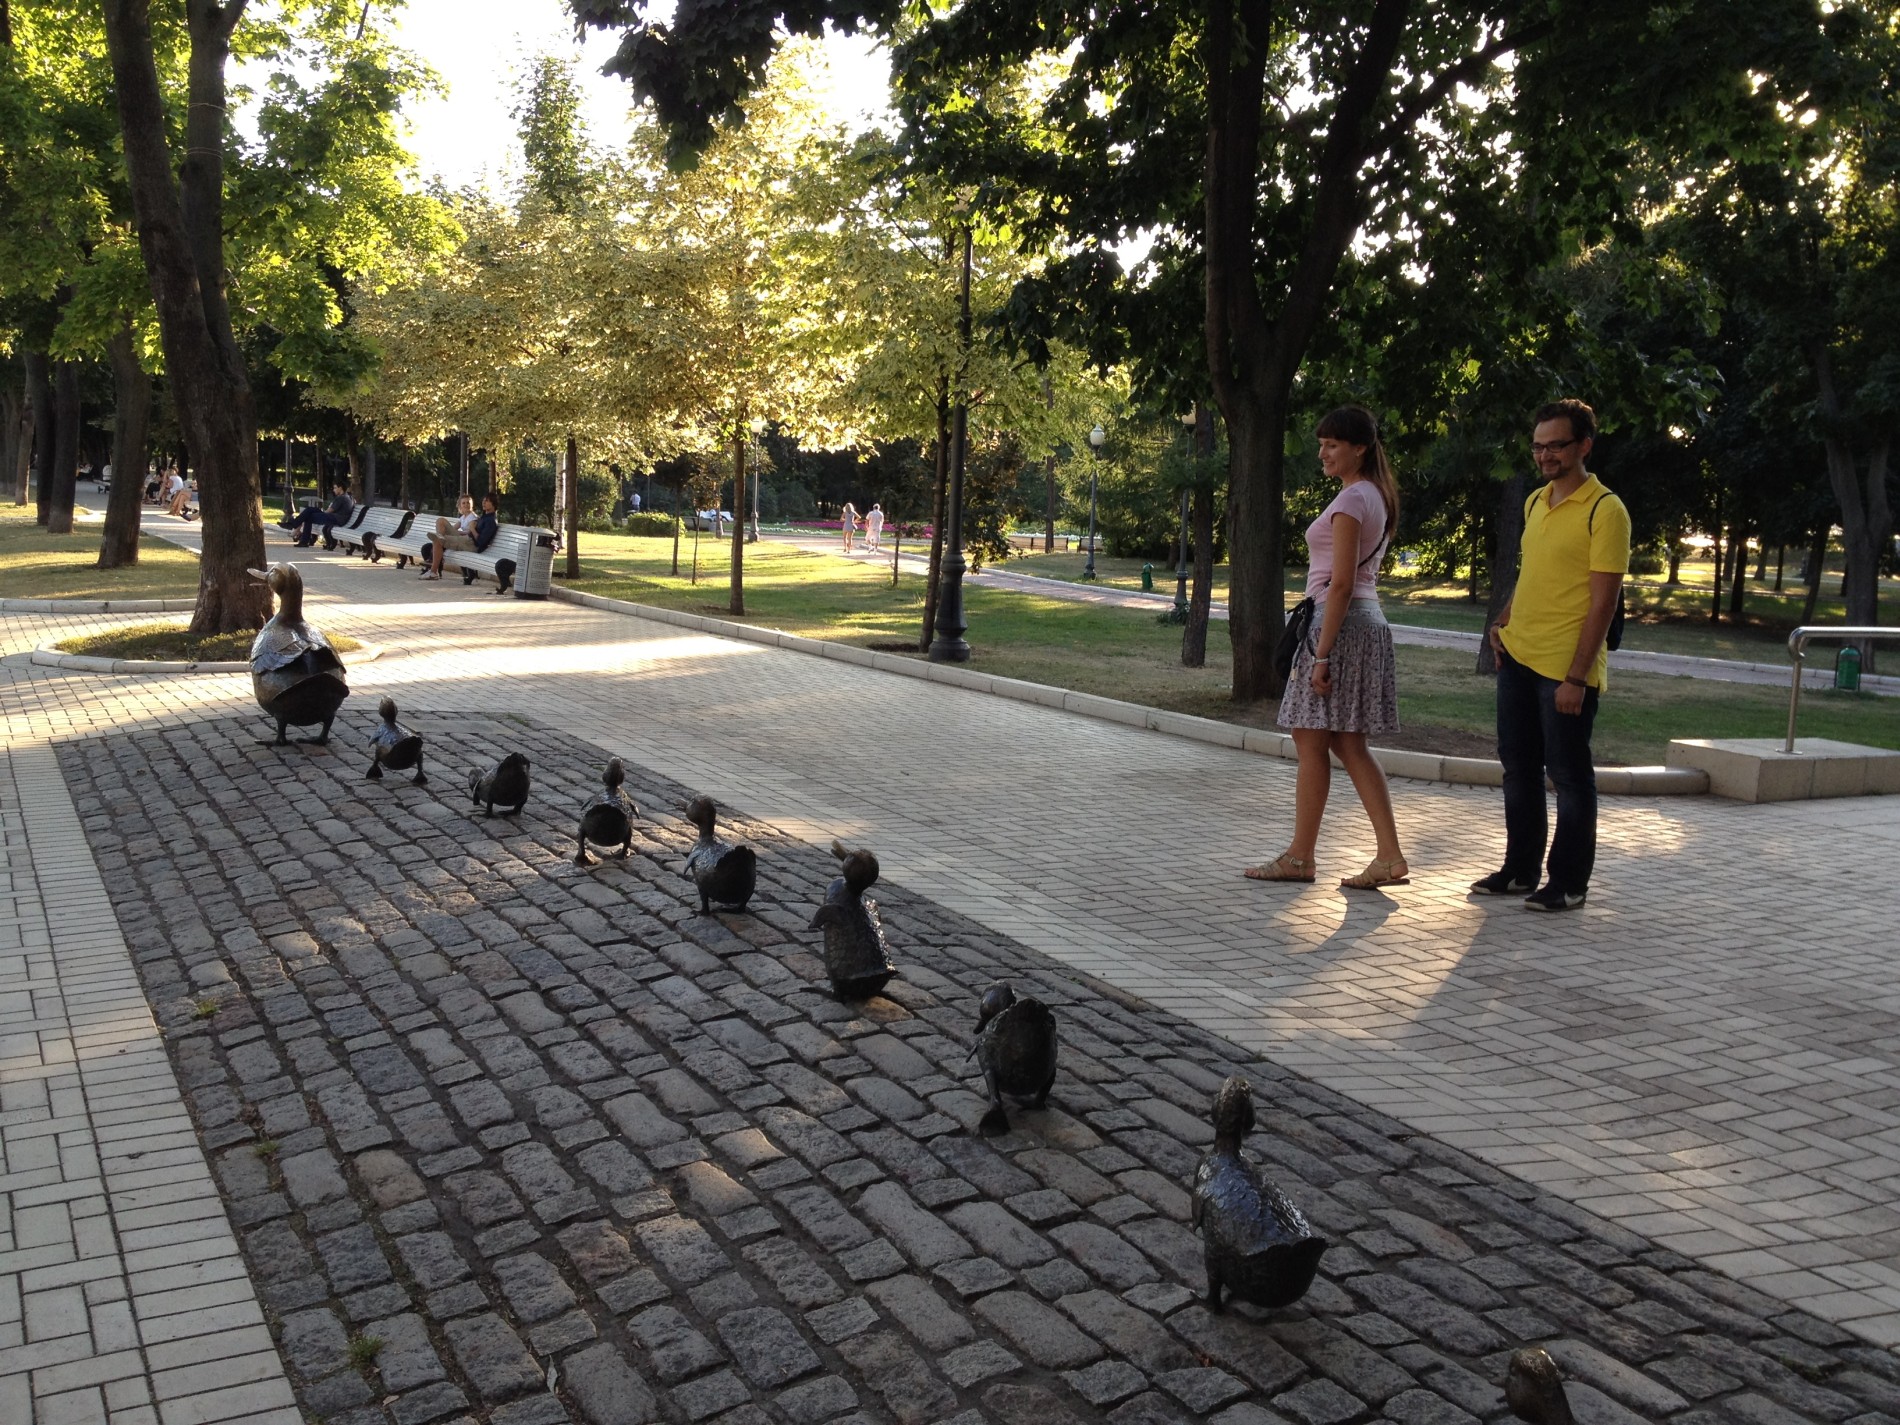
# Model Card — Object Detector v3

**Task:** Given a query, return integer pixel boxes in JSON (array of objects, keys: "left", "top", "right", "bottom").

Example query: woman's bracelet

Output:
[{"left": 1312, "top": 656, "right": 1330, "bottom": 664}]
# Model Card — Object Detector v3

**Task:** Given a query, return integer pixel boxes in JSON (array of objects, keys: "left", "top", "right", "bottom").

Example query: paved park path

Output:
[{"left": 3, "top": 513, "right": 1900, "bottom": 1425}]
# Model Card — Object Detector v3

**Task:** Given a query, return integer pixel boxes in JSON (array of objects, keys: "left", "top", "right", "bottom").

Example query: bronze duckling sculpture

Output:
[
  {"left": 246, "top": 562, "right": 348, "bottom": 746},
  {"left": 683, "top": 796, "right": 756, "bottom": 913},
  {"left": 1190, "top": 1076, "right": 1328, "bottom": 1312},
  {"left": 366, "top": 697, "right": 426, "bottom": 785},
  {"left": 969, "top": 982, "right": 1058, "bottom": 1136},
  {"left": 810, "top": 839, "right": 894, "bottom": 1001},
  {"left": 469, "top": 752, "right": 531, "bottom": 817},
  {"left": 576, "top": 758, "right": 637, "bottom": 864},
  {"left": 1506, "top": 1348, "right": 1576, "bottom": 1425}
]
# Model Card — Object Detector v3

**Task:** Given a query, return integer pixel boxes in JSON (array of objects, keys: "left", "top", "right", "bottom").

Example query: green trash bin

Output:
[
  {"left": 1835, "top": 645, "right": 1862, "bottom": 691},
  {"left": 1141, "top": 563, "right": 1153, "bottom": 591}
]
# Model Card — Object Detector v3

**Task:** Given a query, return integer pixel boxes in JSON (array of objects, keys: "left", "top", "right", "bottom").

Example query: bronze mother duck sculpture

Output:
[
  {"left": 366, "top": 697, "right": 426, "bottom": 785},
  {"left": 970, "top": 982, "right": 1058, "bottom": 1136},
  {"left": 247, "top": 562, "right": 348, "bottom": 746},
  {"left": 811, "top": 839, "right": 894, "bottom": 1001},
  {"left": 683, "top": 796, "right": 756, "bottom": 913},
  {"left": 576, "top": 758, "right": 637, "bottom": 864},
  {"left": 1190, "top": 1076, "right": 1328, "bottom": 1312}
]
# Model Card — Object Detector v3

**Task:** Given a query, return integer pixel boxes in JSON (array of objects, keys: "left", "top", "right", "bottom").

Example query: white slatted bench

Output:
[
  {"left": 336, "top": 506, "right": 412, "bottom": 561},
  {"left": 378, "top": 511, "right": 441, "bottom": 570}
]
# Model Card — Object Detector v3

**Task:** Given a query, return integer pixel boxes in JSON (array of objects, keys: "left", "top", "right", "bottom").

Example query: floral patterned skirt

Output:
[{"left": 1276, "top": 599, "right": 1400, "bottom": 735}]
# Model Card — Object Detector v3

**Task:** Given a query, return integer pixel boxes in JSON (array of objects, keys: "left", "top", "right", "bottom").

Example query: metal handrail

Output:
[{"left": 1784, "top": 626, "right": 1897, "bottom": 752}]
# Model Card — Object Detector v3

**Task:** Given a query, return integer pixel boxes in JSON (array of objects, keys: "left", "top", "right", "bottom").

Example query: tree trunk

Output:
[
  {"left": 46, "top": 361, "right": 80, "bottom": 535},
  {"left": 1666, "top": 528, "right": 1682, "bottom": 584},
  {"left": 1183, "top": 477, "right": 1216, "bottom": 667},
  {"left": 1727, "top": 521, "right": 1748, "bottom": 620},
  {"left": 459, "top": 432, "right": 471, "bottom": 497},
  {"left": 2, "top": 378, "right": 22, "bottom": 506},
  {"left": 671, "top": 479, "right": 682, "bottom": 576},
  {"left": 1801, "top": 521, "right": 1828, "bottom": 624},
  {"left": 101, "top": 0, "right": 269, "bottom": 633},
  {"left": 919, "top": 384, "right": 950, "bottom": 651},
  {"left": 1774, "top": 544, "right": 1785, "bottom": 592},
  {"left": 364, "top": 436, "right": 377, "bottom": 504},
  {"left": 1752, "top": 538, "right": 1767, "bottom": 582},
  {"left": 1044, "top": 453, "right": 1057, "bottom": 553},
  {"left": 727, "top": 431, "right": 744, "bottom": 613},
  {"left": 1476, "top": 470, "right": 1527, "bottom": 675},
  {"left": 566, "top": 434, "right": 582, "bottom": 581},
  {"left": 1205, "top": 0, "right": 1413, "bottom": 701},
  {"left": 1813, "top": 345, "right": 1892, "bottom": 668},
  {"left": 27, "top": 350, "right": 52, "bottom": 523},
  {"left": 1708, "top": 496, "right": 1723, "bottom": 624},
  {"left": 1181, "top": 403, "right": 1216, "bottom": 668},
  {"left": 98, "top": 325, "right": 151, "bottom": 567}
]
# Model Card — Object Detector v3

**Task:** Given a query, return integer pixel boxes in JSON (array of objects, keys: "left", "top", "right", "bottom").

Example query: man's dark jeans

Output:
[
  {"left": 293, "top": 509, "right": 341, "bottom": 542},
  {"left": 1496, "top": 647, "right": 1600, "bottom": 894}
]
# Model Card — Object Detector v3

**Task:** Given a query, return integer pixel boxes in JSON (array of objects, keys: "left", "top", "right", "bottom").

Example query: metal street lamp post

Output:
[{"left": 1084, "top": 424, "right": 1105, "bottom": 580}]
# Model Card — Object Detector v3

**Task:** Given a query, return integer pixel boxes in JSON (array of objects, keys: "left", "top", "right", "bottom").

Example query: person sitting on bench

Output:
[
  {"left": 290, "top": 478, "right": 355, "bottom": 547},
  {"left": 421, "top": 490, "right": 497, "bottom": 580}
]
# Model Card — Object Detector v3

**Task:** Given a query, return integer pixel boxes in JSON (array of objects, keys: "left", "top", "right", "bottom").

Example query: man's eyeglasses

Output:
[{"left": 1530, "top": 439, "right": 1577, "bottom": 456}]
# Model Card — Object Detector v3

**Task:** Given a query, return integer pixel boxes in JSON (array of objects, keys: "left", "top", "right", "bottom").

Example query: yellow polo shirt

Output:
[{"left": 1499, "top": 474, "right": 1630, "bottom": 689}]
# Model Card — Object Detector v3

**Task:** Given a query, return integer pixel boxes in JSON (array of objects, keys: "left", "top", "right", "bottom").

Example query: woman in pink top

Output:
[{"left": 1245, "top": 405, "right": 1409, "bottom": 891}]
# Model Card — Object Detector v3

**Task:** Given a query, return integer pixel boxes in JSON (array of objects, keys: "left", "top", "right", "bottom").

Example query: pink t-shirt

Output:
[{"left": 1304, "top": 479, "right": 1388, "bottom": 599}]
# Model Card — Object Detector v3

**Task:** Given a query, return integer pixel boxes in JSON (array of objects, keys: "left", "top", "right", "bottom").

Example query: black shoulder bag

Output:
[{"left": 1274, "top": 535, "right": 1386, "bottom": 680}]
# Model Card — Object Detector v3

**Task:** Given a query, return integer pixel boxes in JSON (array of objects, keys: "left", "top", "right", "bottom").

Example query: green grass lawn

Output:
[
  {"left": 560, "top": 531, "right": 1900, "bottom": 765},
  {"left": 54, "top": 621, "right": 361, "bottom": 661},
  {"left": 0, "top": 504, "right": 201, "bottom": 601}
]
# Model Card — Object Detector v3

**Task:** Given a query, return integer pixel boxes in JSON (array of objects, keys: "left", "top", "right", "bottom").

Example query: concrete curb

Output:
[
  {"left": 32, "top": 641, "right": 385, "bottom": 675},
  {"left": 1, "top": 596, "right": 200, "bottom": 613},
  {"left": 550, "top": 585, "right": 1710, "bottom": 796}
]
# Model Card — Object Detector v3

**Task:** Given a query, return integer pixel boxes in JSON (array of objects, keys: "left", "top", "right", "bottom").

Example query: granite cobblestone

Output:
[{"left": 52, "top": 715, "right": 1900, "bottom": 1425}]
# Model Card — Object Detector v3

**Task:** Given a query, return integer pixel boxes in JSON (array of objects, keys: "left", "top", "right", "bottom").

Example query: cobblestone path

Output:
[{"left": 55, "top": 713, "right": 1900, "bottom": 1425}]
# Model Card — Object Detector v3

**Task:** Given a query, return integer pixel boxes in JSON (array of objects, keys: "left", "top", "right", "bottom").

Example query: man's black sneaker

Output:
[
  {"left": 1470, "top": 870, "right": 1534, "bottom": 896},
  {"left": 1523, "top": 884, "right": 1586, "bottom": 912}
]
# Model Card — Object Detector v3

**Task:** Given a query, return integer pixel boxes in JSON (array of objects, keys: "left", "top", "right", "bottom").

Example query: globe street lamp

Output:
[{"left": 1084, "top": 424, "right": 1105, "bottom": 581}]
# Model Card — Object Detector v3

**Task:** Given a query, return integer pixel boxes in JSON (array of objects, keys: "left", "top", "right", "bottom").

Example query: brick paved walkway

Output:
[
  {"left": 48, "top": 713, "right": 1900, "bottom": 1425},
  {"left": 2, "top": 522, "right": 1899, "bottom": 1421}
]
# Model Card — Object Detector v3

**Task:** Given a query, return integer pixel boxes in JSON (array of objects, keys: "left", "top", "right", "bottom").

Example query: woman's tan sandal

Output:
[
  {"left": 1341, "top": 858, "right": 1410, "bottom": 890},
  {"left": 1243, "top": 854, "right": 1315, "bottom": 883}
]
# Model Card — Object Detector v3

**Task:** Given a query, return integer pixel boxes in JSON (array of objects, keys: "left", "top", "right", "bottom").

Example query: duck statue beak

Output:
[{"left": 246, "top": 566, "right": 272, "bottom": 581}]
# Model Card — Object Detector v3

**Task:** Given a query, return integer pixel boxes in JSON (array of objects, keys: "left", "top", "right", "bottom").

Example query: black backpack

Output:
[{"left": 1524, "top": 487, "right": 1626, "bottom": 652}]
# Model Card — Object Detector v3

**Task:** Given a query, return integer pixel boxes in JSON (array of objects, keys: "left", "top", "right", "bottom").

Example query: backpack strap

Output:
[{"left": 1588, "top": 490, "right": 1612, "bottom": 533}]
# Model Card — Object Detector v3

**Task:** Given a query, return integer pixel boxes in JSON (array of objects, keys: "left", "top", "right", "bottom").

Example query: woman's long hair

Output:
[{"left": 1315, "top": 405, "right": 1400, "bottom": 539}]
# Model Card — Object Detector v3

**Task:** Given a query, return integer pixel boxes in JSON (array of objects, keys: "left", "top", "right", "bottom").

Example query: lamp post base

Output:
[{"left": 929, "top": 554, "right": 971, "bottom": 662}]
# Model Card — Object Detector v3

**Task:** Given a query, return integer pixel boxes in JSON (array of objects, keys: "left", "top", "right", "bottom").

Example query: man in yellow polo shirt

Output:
[{"left": 1474, "top": 399, "right": 1630, "bottom": 911}]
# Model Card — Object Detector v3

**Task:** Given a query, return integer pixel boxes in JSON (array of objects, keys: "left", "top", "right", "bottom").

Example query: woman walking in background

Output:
[
  {"left": 1245, "top": 405, "right": 1409, "bottom": 890},
  {"left": 840, "top": 501, "right": 858, "bottom": 553}
]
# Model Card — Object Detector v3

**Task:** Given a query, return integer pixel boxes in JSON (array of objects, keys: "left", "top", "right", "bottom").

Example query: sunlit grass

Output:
[
  {"left": 559, "top": 533, "right": 1900, "bottom": 764},
  {"left": 54, "top": 621, "right": 361, "bottom": 661},
  {"left": 0, "top": 504, "right": 201, "bottom": 601}
]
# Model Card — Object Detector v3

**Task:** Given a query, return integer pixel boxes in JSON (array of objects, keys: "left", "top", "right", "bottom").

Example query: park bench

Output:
[
  {"left": 378, "top": 511, "right": 442, "bottom": 570},
  {"left": 334, "top": 505, "right": 413, "bottom": 562},
  {"left": 1007, "top": 532, "right": 1070, "bottom": 552},
  {"left": 440, "top": 522, "right": 557, "bottom": 598},
  {"left": 313, "top": 501, "right": 370, "bottom": 551}
]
